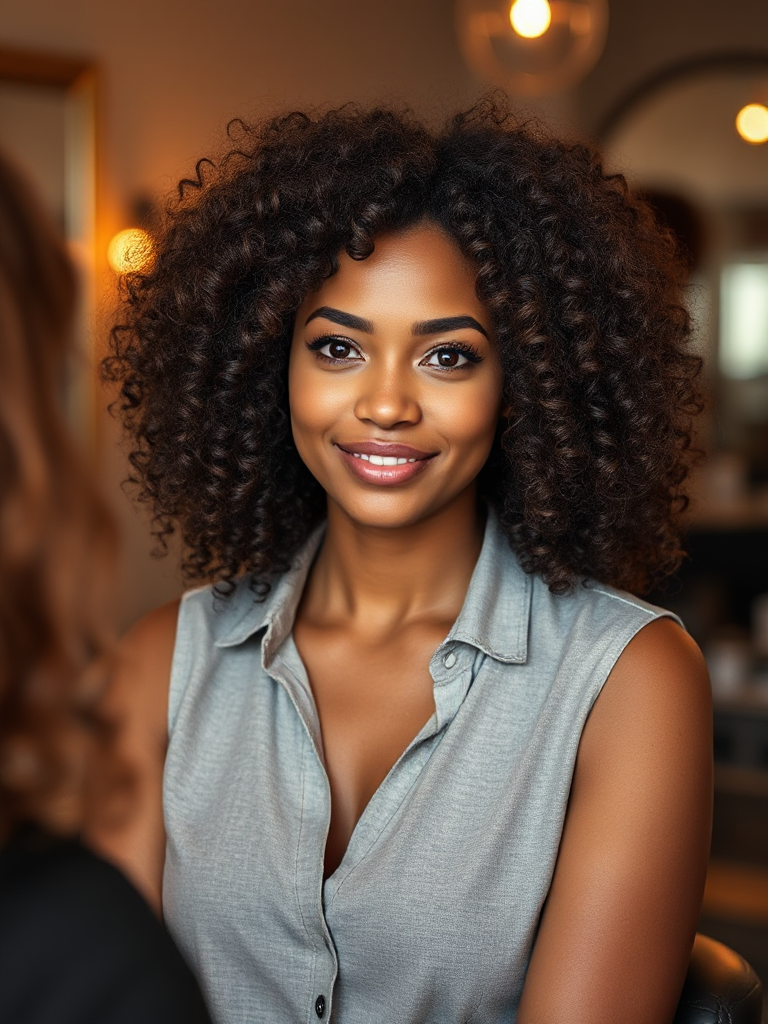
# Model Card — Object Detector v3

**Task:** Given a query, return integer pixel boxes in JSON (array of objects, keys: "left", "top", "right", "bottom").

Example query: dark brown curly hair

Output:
[{"left": 105, "top": 97, "right": 703, "bottom": 596}]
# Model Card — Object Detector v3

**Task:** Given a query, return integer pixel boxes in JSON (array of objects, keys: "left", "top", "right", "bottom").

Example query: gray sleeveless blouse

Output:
[{"left": 163, "top": 511, "right": 679, "bottom": 1024}]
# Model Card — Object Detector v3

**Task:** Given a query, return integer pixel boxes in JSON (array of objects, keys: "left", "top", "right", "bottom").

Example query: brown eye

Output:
[
  {"left": 421, "top": 346, "right": 480, "bottom": 370},
  {"left": 307, "top": 336, "right": 363, "bottom": 362},
  {"left": 329, "top": 340, "right": 352, "bottom": 359},
  {"left": 437, "top": 350, "right": 460, "bottom": 367}
]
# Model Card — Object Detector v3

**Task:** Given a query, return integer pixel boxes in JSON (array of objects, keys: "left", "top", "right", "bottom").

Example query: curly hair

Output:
[
  {"left": 0, "top": 151, "right": 123, "bottom": 845},
  {"left": 105, "top": 97, "right": 703, "bottom": 596}
]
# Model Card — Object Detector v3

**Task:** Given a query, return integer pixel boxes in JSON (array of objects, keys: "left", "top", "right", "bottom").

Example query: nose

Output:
[{"left": 353, "top": 368, "right": 422, "bottom": 429}]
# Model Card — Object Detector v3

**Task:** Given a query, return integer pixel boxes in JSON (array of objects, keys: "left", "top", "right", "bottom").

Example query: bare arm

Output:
[
  {"left": 84, "top": 599, "right": 180, "bottom": 915},
  {"left": 518, "top": 617, "right": 713, "bottom": 1024}
]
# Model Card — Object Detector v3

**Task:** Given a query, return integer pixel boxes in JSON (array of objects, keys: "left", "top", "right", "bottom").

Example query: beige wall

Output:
[
  {"left": 2, "top": 0, "right": 767, "bottom": 627},
  {"left": 577, "top": 0, "right": 768, "bottom": 134},
  {"left": 2, "top": 0, "right": 484, "bottom": 228}
]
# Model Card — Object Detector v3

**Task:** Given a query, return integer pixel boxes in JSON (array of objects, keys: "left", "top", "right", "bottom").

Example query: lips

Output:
[
  {"left": 334, "top": 441, "right": 436, "bottom": 486},
  {"left": 336, "top": 441, "right": 434, "bottom": 460}
]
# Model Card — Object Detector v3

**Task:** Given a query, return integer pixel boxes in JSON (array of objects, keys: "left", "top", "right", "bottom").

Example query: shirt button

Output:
[
  {"left": 443, "top": 650, "right": 457, "bottom": 669},
  {"left": 315, "top": 995, "right": 326, "bottom": 1018}
]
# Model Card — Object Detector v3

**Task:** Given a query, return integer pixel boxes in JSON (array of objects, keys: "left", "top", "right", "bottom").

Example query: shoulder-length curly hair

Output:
[
  {"left": 106, "top": 97, "right": 703, "bottom": 596},
  {"left": 0, "top": 151, "right": 120, "bottom": 845}
]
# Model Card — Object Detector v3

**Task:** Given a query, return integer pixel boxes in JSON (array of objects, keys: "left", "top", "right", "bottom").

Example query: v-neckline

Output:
[{"left": 279, "top": 632, "right": 441, "bottom": 886}]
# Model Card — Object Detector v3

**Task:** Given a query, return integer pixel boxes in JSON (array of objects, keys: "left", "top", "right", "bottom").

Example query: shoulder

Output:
[
  {"left": 529, "top": 573, "right": 712, "bottom": 784},
  {"left": 172, "top": 575, "right": 269, "bottom": 651},
  {"left": 517, "top": 615, "right": 712, "bottom": 1023},
  {"left": 110, "top": 575, "right": 267, "bottom": 731},
  {"left": 574, "top": 579, "right": 683, "bottom": 635},
  {"left": 108, "top": 597, "right": 182, "bottom": 745},
  {"left": 121, "top": 597, "right": 182, "bottom": 676},
  {"left": 612, "top": 613, "right": 708, "bottom": 691},
  {"left": 569, "top": 614, "right": 713, "bottom": 905},
  {"left": 84, "top": 598, "right": 182, "bottom": 910},
  {"left": 528, "top": 573, "right": 691, "bottom": 688},
  {"left": 580, "top": 615, "right": 712, "bottom": 781},
  {"left": 531, "top": 572, "right": 681, "bottom": 635}
]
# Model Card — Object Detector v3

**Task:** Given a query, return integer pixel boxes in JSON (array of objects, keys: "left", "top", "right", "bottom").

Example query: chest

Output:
[
  {"left": 163, "top": 639, "right": 579, "bottom": 1024},
  {"left": 292, "top": 620, "right": 444, "bottom": 876}
]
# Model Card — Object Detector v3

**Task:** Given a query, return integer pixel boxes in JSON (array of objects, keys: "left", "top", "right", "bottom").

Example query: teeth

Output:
[
  {"left": 364, "top": 454, "right": 400, "bottom": 465},
  {"left": 350, "top": 452, "right": 419, "bottom": 465}
]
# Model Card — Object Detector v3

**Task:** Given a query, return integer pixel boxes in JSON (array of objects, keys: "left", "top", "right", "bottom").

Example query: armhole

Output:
[
  {"left": 583, "top": 606, "right": 686, "bottom": 720},
  {"left": 167, "top": 593, "right": 192, "bottom": 737}
]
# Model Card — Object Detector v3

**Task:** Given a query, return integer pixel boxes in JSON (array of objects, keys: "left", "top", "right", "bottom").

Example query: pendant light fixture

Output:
[{"left": 455, "top": 0, "right": 609, "bottom": 95}]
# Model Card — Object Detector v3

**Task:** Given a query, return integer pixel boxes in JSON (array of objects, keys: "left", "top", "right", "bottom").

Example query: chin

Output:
[
  {"left": 336, "top": 499, "right": 424, "bottom": 530},
  {"left": 329, "top": 486, "right": 465, "bottom": 532}
]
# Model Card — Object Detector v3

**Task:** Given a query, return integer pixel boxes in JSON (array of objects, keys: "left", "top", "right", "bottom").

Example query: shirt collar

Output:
[
  {"left": 213, "top": 508, "right": 530, "bottom": 665},
  {"left": 444, "top": 507, "right": 531, "bottom": 664},
  {"left": 212, "top": 523, "right": 325, "bottom": 651}
]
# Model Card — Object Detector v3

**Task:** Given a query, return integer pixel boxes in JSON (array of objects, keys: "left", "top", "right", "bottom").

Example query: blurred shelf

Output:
[
  {"left": 686, "top": 493, "right": 768, "bottom": 530},
  {"left": 713, "top": 705, "right": 768, "bottom": 782},
  {"left": 704, "top": 859, "right": 768, "bottom": 925},
  {"left": 715, "top": 763, "right": 768, "bottom": 797},
  {"left": 715, "top": 697, "right": 768, "bottom": 718}
]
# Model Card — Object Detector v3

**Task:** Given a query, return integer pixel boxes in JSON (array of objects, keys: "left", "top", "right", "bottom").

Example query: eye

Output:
[
  {"left": 421, "top": 344, "right": 483, "bottom": 371},
  {"left": 306, "top": 335, "right": 364, "bottom": 363}
]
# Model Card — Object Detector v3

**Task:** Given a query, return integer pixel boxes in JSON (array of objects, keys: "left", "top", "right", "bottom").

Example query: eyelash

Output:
[{"left": 305, "top": 334, "right": 484, "bottom": 370}]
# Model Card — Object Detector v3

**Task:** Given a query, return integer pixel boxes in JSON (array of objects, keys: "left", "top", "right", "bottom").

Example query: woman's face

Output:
[{"left": 289, "top": 221, "right": 505, "bottom": 530}]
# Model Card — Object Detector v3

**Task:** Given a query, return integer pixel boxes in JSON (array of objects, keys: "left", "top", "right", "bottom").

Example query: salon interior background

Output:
[
  {"left": 0, "top": 0, "right": 764, "bottom": 625},
  {"left": 3, "top": 0, "right": 768, "bottom": 1009}
]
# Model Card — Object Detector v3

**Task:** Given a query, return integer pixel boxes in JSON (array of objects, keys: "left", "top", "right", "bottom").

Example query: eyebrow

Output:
[
  {"left": 412, "top": 316, "right": 489, "bottom": 340},
  {"left": 305, "top": 307, "right": 489, "bottom": 340},
  {"left": 305, "top": 307, "right": 374, "bottom": 333}
]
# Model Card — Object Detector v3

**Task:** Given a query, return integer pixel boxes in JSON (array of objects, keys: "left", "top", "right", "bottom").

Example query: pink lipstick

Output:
[{"left": 335, "top": 441, "right": 436, "bottom": 485}]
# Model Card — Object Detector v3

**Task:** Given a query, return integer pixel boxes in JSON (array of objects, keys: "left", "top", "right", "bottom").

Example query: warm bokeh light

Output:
[
  {"left": 735, "top": 102, "right": 768, "bottom": 144},
  {"left": 509, "top": 0, "right": 552, "bottom": 38},
  {"left": 107, "top": 227, "right": 155, "bottom": 274}
]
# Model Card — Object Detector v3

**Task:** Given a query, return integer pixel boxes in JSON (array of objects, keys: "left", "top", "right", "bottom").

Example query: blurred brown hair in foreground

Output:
[{"left": 0, "top": 150, "right": 123, "bottom": 845}]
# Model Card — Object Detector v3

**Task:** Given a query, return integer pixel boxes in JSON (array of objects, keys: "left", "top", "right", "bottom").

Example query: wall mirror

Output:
[
  {"left": 0, "top": 49, "right": 97, "bottom": 446},
  {"left": 599, "top": 53, "right": 768, "bottom": 525}
]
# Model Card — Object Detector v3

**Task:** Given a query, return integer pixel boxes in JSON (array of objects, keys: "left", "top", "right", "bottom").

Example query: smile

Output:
[
  {"left": 351, "top": 453, "right": 417, "bottom": 465},
  {"left": 335, "top": 443, "right": 436, "bottom": 486}
]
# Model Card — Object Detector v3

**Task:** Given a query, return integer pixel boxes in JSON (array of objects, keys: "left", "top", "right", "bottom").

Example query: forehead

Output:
[{"left": 296, "top": 222, "right": 488, "bottom": 326}]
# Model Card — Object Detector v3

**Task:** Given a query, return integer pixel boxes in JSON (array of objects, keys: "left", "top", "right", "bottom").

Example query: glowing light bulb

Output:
[
  {"left": 735, "top": 103, "right": 768, "bottom": 144},
  {"left": 107, "top": 228, "right": 155, "bottom": 274},
  {"left": 509, "top": 0, "right": 552, "bottom": 38}
]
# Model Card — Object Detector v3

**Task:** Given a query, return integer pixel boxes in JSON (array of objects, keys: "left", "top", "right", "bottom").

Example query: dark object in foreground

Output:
[
  {"left": 674, "top": 933, "right": 763, "bottom": 1024},
  {"left": 0, "top": 830, "right": 211, "bottom": 1024}
]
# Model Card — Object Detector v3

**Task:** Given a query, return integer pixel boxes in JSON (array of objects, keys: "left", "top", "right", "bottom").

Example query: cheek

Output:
[
  {"left": 288, "top": 359, "right": 349, "bottom": 465},
  {"left": 287, "top": 356, "right": 316, "bottom": 451},
  {"left": 431, "top": 377, "right": 503, "bottom": 458},
  {"left": 291, "top": 375, "right": 338, "bottom": 427}
]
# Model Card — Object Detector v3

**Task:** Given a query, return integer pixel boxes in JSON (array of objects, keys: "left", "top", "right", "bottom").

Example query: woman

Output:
[
  {"left": 0, "top": 150, "right": 211, "bottom": 1024},
  {"left": 100, "top": 99, "right": 712, "bottom": 1024}
]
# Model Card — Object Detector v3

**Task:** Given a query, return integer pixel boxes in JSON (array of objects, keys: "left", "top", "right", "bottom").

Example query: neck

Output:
[{"left": 301, "top": 489, "right": 486, "bottom": 637}]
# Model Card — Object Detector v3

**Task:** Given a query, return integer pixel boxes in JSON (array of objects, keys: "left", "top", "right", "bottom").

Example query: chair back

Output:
[{"left": 673, "top": 934, "right": 763, "bottom": 1024}]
